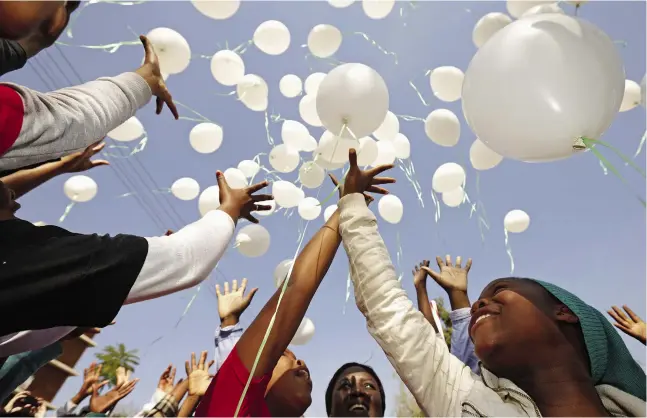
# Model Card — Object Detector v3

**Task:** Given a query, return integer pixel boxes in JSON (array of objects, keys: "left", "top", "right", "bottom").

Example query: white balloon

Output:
[
  {"left": 145, "top": 28, "right": 191, "bottom": 75},
  {"left": 198, "top": 185, "right": 220, "bottom": 216},
  {"left": 357, "top": 136, "right": 378, "bottom": 166},
  {"left": 291, "top": 317, "right": 315, "bottom": 345},
  {"left": 378, "top": 194, "right": 403, "bottom": 224},
  {"left": 425, "top": 109, "right": 460, "bottom": 147},
  {"left": 238, "top": 160, "right": 260, "bottom": 178},
  {"left": 317, "top": 63, "right": 389, "bottom": 139},
  {"left": 254, "top": 199, "right": 276, "bottom": 217},
  {"left": 274, "top": 259, "right": 294, "bottom": 287},
  {"left": 305, "top": 72, "right": 327, "bottom": 96},
  {"left": 236, "top": 224, "right": 270, "bottom": 257},
  {"left": 298, "top": 197, "right": 322, "bottom": 221},
  {"left": 328, "top": 0, "right": 354, "bottom": 7},
  {"left": 299, "top": 94, "right": 323, "bottom": 127},
  {"left": 301, "top": 135, "right": 318, "bottom": 153},
  {"left": 237, "top": 74, "right": 269, "bottom": 112},
  {"left": 522, "top": 2, "right": 564, "bottom": 16},
  {"left": 316, "top": 130, "right": 356, "bottom": 163},
  {"left": 279, "top": 74, "right": 303, "bottom": 98},
  {"left": 323, "top": 204, "right": 338, "bottom": 222},
  {"left": 224, "top": 168, "right": 247, "bottom": 189},
  {"left": 191, "top": 0, "right": 240, "bottom": 19},
  {"left": 362, "top": 0, "right": 395, "bottom": 19},
  {"left": 442, "top": 187, "right": 464, "bottom": 208},
  {"left": 64, "top": 175, "right": 97, "bottom": 203},
  {"left": 210, "top": 50, "right": 244, "bottom": 86},
  {"left": 429, "top": 66, "right": 464, "bottom": 102},
  {"left": 472, "top": 12, "right": 512, "bottom": 49},
  {"left": 190, "top": 123, "right": 223, "bottom": 154},
  {"left": 314, "top": 153, "right": 345, "bottom": 170},
  {"left": 171, "top": 177, "right": 200, "bottom": 200},
  {"left": 373, "top": 111, "right": 399, "bottom": 141},
  {"left": 620, "top": 80, "right": 641, "bottom": 112},
  {"left": 282, "top": 120, "right": 311, "bottom": 150},
  {"left": 307, "top": 24, "right": 342, "bottom": 58},
  {"left": 392, "top": 133, "right": 410, "bottom": 159},
  {"left": 504, "top": 209, "right": 530, "bottom": 233},
  {"left": 373, "top": 140, "right": 396, "bottom": 166},
  {"left": 462, "top": 14, "right": 624, "bottom": 162},
  {"left": 469, "top": 139, "right": 503, "bottom": 171},
  {"left": 273, "top": 181, "right": 304, "bottom": 208},
  {"left": 506, "top": 0, "right": 553, "bottom": 18},
  {"left": 432, "top": 163, "right": 466, "bottom": 193},
  {"left": 108, "top": 117, "right": 144, "bottom": 142},
  {"left": 253, "top": 20, "right": 290, "bottom": 55},
  {"left": 641, "top": 75, "right": 646, "bottom": 107},
  {"left": 269, "top": 144, "right": 300, "bottom": 173},
  {"left": 299, "top": 162, "right": 326, "bottom": 189}
]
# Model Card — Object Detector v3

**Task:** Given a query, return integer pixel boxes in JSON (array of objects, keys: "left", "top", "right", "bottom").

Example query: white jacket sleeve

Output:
[
  {"left": 338, "top": 194, "right": 475, "bottom": 417},
  {"left": 126, "top": 209, "right": 236, "bottom": 304}
]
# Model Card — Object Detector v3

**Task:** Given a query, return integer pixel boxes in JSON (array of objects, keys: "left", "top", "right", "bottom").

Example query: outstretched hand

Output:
[
  {"left": 217, "top": 172, "right": 272, "bottom": 224},
  {"left": 216, "top": 278, "right": 258, "bottom": 326},
  {"left": 340, "top": 148, "right": 395, "bottom": 200},
  {"left": 422, "top": 255, "right": 471, "bottom": 293},
  {"left": 413, "top": 260, "right": 431, "bottom": 288},
  {"left": 608, "top": 305, "right": 646, "bottom": 345},
  {"left": 185, "top": 351, "right": 215, "bottom": 397},
  {"left": 60, "top": 140, "right": 109, "bottom": 173},
  {"left": 157, "top": 364, "right": 176, "bottom": 394},
  {"left": 329, "top": 173, "right": 374, "bottom": 205},
  {"left": 135, "top": 35, "right": 179, "bottom": 119}
]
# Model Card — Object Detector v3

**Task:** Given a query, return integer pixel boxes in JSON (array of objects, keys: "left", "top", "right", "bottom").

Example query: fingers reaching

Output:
[
  {"left": 348, "top": 148, "right": 358, "bottom": 168},
  {"left": 623, "top": 305, "right": 642, "bottom": 323},
  {"left": 246, "top": 180, "right": 270, "bottom": 194}
]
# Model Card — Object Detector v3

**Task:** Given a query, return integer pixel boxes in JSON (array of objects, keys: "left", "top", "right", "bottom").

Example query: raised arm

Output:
[
  {"left": 412, "top": 260, "right": 437, "bottom": 331},
  {"left": 338, "top": 152, "right": 474, "bottom": 417}
]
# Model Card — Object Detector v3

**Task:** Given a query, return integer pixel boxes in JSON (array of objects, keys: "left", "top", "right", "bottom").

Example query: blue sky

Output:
[{"left": 4, "top": 1, "right": 645, "bottom": 415}]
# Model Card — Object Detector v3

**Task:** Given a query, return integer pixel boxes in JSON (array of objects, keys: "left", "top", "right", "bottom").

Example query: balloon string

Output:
[
  {"left": 634, "top": 131, "right": 646, "bottom": 159},
  {"left": 352, "top": 32, "right": 398, "bottom": 64},
  {"left": 130, "top": 135, "right": 148, "bottom": 156},
  {"left": 174, "top": 101, "right": 214, "bottom": 123},
  {"left": 175, "top": 284, "right": 201, "bottom": 328},
  {"left": 395, "top": 114, "right": 425, "bottom": 123},
  {"left": 503, "top": 228, "right": 515, "bottom": 274},
  {"left": 397, "top": 159, "right": 424, "bottom": 208},
  {"left": 582, "top": 137, "right": 645, "bottom": 177},
  {"left": 342, "top": 272, "right": 352, "bottom": 315},
  {"left": 55, "top": 39, "right": 140, "bottom": 53},
  {"left": 598, "top": 160, "right": 608, "bottom": 176},
  {"left": 408, "top": 81, "right": 430, "bottom": 107},
  {"left": 430, "top": 190, "right": 441, "bottom": 223},
  {"left": 59, "top": 201, "right": 76, "bottom": 223},
  {"left": 232, "top": 40, "right": 253, "bottom": 55},
  {"left": 264, "top": 111, "right": 275, "bottom": 146}
]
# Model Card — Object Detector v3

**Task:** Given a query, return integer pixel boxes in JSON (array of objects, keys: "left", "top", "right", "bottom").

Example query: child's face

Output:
[{"left": 266, "top": 349, "right": 313, "bottom": 414}]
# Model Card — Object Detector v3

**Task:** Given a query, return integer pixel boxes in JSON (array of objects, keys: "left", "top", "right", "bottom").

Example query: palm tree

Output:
[{"left": 95, "top": 343, "right": 140, "bottom": 386}]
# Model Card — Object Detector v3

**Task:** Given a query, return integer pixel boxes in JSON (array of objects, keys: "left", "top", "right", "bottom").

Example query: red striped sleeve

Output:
[{"left": 0, "top": 85, "right": 23, "bottom": 156}]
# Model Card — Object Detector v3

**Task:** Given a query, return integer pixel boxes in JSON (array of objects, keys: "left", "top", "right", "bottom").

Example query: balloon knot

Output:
[{"left": 573, "top": 136, "right": 586, "bottom": 151}]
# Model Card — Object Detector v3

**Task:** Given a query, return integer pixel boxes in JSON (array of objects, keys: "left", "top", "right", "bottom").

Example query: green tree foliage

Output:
[{"left": 94, "top": 343, "right": 140, "bottom": 386}]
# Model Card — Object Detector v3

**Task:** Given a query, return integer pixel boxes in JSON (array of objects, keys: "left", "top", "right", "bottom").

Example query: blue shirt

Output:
[
  {"left": 214, "top": 323, "right": 243, "bottom": 372},
  {"left": 449, "top": 308, "right": 480, "bottom": 374}
]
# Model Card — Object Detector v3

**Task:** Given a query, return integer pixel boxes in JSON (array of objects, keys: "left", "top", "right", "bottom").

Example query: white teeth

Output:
[
  {"left": 475, "top": 313, "right": 491, "bottom": 325},
  {"left": 350, "top": 404, "right": 367, "bottom": 411}
]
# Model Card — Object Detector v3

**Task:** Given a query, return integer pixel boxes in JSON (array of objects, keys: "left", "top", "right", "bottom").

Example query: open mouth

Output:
[
  {"left": 294, "top": 366, "right": 312, "bottom": 386},
  {"left": 349, "top": 403, "right": 368, "bottom": 412}
]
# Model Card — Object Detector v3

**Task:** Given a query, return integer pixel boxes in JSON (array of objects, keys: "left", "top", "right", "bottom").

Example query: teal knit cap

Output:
[{"left": 531, "top": 279, "right": 646, "bottom": 401}]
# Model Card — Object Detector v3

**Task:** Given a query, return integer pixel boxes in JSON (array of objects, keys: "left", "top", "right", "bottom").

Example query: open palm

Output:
[
  {"left": 608, "top": 305, "right": 646, "bottom": 345},
  {"left": 186, "top": 351, "right": 214, "bottom": 397},
  {"left": 216, "top": 279, "right": 257, "bottom": 321},
  {"left": 422, "top": 255, "right": 472, "bottom": 293}
]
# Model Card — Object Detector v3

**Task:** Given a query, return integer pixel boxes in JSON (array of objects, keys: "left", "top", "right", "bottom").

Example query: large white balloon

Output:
[
  {"left": 171, "top": 177, "right": 200, "bottom": 200},
  {"left": 357, "top": 136, "right": 378, "bottom": 166},
  {"left": 146, "top": 28, "right": 191, "bottom": 75},
  {"left": 504, "top": 209, "right": 530, "bottom": 233},
  {"left": 430, "top": 66, "right": 464, "bottom": 102},
  {"left": 469, "top": 139, "right": 503, "bottom": 171},
  {"left": 273, "top": 181, "right": 304, "bottom": 208},
  {"left": 301, "top": 135, "right": 318, "bottom": 153},
  {"left": 462, "top": 14, "right": 624, "bottom": 162},
  {"left": 282, "top": 120, "right": 311, "bottom": 151},
  {"left": 299, "top": 162, "right": 326, "bottom": 189},
  {"left": 108, "top": 117, "right": 144, "bottom": 142},
  {"left": 314, "top": 153, "right": 345, "bottom": 171},
  {"left": 236, "top": 224, "right": 270, "bottom": 258},
  {"left": 253, "top": 20, "right": 290, "bottom": 55},
  {"left": 432, "top": 163, "right": 466, "bottom": 193},
  {"left": 392, "top": 133, "right": 410, "bottom": 159},
  {"left": 522, "top": 2, "right": 564, "bottom": 16},
  {"left": 307, "top": 24, "right": 342, "bottom": 58},
  {"left": 64, "top": 175, "right": 97, "bottom": 203},
  {"left": 316, "top": 63, "right": 389, "bottom": 139},
  {"left": 472, "top": 12, "right": 512, "bottom": 49},
  {"left": 362, "top": 0, "right": 395, "bottom": 19},
  {"left": 373, "top": 111, "right": 399, "bottom": 141},
  {"left": 378, "top": 194, "right": 403, "bottom": 224},
  {"left": 191, "top": 0, "right": 240, "bottom": 19},
  {"left": 279, "top": 74, "right": 303, "bottom": 98},
  {"left": 269, "top": 144, "right": 300, "bottom": 173},
  {"left": 305, "top": 72, "right": 327, "bottom": 96},
  {"left": 316, "top": 130, "right": 356, "bottom": 163},
  {"left": 237, "top": 74, "right": 268, "bottom": 112},
  {"left": 274, "top": 259, "right": 294, "bottom": 287},
  {"left": 223, "top": 168, "right": 247, "bottom": 189},
  {"left": 328, "top": 0, "right": 354, "bottom": 7},
  {"left": 298, "top": 197, "right": 322, "bottom": 221},
  {"left": 198, "top": 185, "right": 220, "bottom": 216},
  {"left": 323, "top": 204, "right": 338, "bottom": 222},
  {"left": 425, "top": 109, "right": 460, "bottom": 147},
  {"left": 442, "top": 187, "right": 464, "bottom": 208},
  {"left": 291, "top": 317, "right": 315, "bottom": 345},
  {"left": 506, "top": 0, "right": 553, "bottom": 18},
  {"left": 373, "top": 141, "right": 396, "bottom": 166},
  {"left": 238, "top": 160, "right": 260, "bottom": 178},
  {"left": 620, "top": 80, "right": 641, "bottom": 112},
  {"left": 190, "top": 123, "right": 223, "bottom": 154},
  {"left": 299, "top": 94, "right": 323, "bottom": 127},
  {"left": 210, "top": 50, "right": 244, "bottom": 86}
]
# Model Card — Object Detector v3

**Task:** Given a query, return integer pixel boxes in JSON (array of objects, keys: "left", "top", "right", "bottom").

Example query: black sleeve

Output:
[
  {"left": 0, "top": 39, "right": 27, "bottom": 77},
  {"left": 0, "top": 221, "right": 149, "bottom": 335}
]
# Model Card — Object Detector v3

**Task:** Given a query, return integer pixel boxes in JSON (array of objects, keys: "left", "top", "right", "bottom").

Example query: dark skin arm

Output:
[{"left": 413, "top": 261, "right": 438, "bottom": 332}]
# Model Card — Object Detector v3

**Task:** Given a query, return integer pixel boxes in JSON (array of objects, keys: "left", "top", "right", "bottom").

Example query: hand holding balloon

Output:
[
  {"left": 341, "top": 149, "right": 395, "bottom": 199},
  {"left": 135, "top": 35, "right": 179, "bottom": 120},
  {"left": 216, "top": 172, "right": 272, "bottom": 224}
]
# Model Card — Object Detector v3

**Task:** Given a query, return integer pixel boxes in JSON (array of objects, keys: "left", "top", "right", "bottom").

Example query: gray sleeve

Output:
[
  {"left": 0, "top": 72, "right": 152, "bottom": 172},
  {"left": 0, "top": 39, "right": 27, "bottom": 76}
]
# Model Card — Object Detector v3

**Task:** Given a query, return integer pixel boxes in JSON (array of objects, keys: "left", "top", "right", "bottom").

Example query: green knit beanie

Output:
[{"left": 531, "top": 279, "right": 646, "bottom": 401}]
